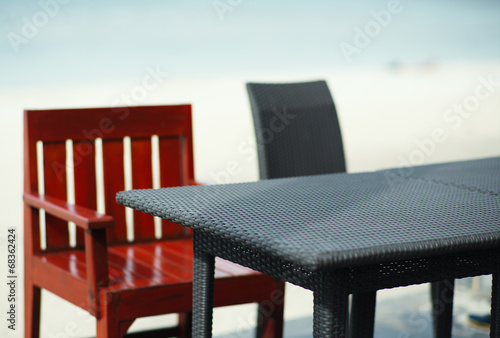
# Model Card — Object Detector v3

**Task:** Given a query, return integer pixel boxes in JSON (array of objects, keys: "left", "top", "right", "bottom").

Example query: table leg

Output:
[
  {"left": 193, "top": 231, "right": 215, "bottom": 338},
  {"left": 491, "top": 273, "right": 499, "bottom": 337},
  {"left": 349, "top": 291, "right": 376, "bottom": 338},
  {"left": 313, "top": 283, "right": 348, "bottom": 338},
  {"left": 431, "top": 279, "right": 454, "bottom": 338}
]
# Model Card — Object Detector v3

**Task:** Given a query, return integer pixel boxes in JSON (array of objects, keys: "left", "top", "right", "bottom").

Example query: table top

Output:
[{"left": 117, "top": 157, "right": 500, "bottom": 271}]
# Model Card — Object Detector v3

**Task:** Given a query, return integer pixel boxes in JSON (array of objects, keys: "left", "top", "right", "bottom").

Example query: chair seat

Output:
[{"left": 37, "top": 238, "right": 261, "bottom": 292}]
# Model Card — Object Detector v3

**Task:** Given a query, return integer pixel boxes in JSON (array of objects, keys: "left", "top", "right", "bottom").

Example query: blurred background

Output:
[{"left": 1, "top": 0, "right": 499, "bottom": 336}]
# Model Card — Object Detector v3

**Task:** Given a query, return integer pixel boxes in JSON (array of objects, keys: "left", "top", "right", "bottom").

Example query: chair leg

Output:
[
  {"left": 256, "top": 284, "right": 285, "bottom": 338},
  {"left": 96, "top": 316, "right": 120, "bottom": 338},
  {"left": 96, "top": 294, "right": 132, "bottom": 338},
  {"left": 24, "top": 282, "right": 41, "bottom": 338},
  {"left": 430, "top": 279, "right": 454, "bottom": 338},
  {"left": 491, "top": 273, "right": 499, "bottom": 337},
  {"left": 349, "top": 291, "right": 376, "bottom": 338},
  {"left": 179, "top": 312, "right": 192, "bottom": 338}
]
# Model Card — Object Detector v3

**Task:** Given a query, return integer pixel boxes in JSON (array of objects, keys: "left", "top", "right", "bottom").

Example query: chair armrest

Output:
[
  {"left": 24, "top": 192, "right": 112, "bottom": 314},
  {"left": 23, "top": 192, "right": 114, "bottom": 230}
]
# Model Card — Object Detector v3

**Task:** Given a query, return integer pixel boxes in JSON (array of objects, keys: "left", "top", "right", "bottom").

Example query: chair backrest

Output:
[
  {"left": 24, "top": 105, "right": 194, "bottom": 250},
  {"left": 246, "top": 80, "right": 346, "bottom": 179}
]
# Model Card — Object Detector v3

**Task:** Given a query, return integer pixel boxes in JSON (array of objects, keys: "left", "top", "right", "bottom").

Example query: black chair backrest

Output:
[{"left": 246, "top": 80, "right": 346, "bottom": 179}]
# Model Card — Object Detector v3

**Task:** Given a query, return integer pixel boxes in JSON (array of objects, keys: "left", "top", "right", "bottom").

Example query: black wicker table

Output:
[{"left": 117, "top": 157, "right": 500, "bottom": 337}]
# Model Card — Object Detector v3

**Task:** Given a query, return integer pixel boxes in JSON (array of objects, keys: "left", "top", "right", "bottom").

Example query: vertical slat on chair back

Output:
[
  {"left": 102, "top": 139, "right": 128, "bottom": 243},
  {"left": 24, "top": 105, "right": 194, "bottom": 249},
  {"left": 73, "top": 140, "right": 97, "bottom": 247},
  {"left": 130, "top": 138, "right": 155, "bottom": 239},
  {"left": 42, "top": 142, "right": 70, "bottom": 249},
  {"left": 246, "top": 80, "right": 346, "bottom": 179}
]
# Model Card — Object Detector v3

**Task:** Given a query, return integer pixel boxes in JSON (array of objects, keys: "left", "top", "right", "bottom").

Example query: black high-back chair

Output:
[
  {"left": 246, "top": 80, "right": 345, "bottom": 179},
  {"left": 246, "top": 80, "right": 454, "bottom": 337}
]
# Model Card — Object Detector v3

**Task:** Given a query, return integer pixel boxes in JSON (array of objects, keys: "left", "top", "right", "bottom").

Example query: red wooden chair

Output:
[{"left": 23, "top": 105, "right": 285, "bottom": 337}]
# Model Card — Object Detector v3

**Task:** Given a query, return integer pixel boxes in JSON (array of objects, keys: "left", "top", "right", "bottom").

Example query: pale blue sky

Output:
[{"left": 1, "top": 0, "right": 499, "bottom": 87}]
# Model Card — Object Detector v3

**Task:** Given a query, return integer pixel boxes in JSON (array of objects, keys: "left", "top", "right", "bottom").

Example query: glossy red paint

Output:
[{"left": 24, "top": 105, "right": 284, "bottom": 337}]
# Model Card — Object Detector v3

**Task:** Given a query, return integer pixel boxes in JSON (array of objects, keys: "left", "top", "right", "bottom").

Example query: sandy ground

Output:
[{"left": 0, "top": 61, "right": 499, "bottom": 336}]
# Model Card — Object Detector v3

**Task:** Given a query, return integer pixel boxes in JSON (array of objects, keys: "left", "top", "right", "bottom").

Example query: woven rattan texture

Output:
[
  {"left": 192, "top": 232, "right": 215, "bottom": 337},
  {"left": 192, "top": 230, "right": 500, "bottom": 293},
  {"left": 246, "top": 81, "right": 346, "bottom": 179},
  {"left": 117, "top": 158, "right": 500, "bottom": 270},
  {"left": 312, "top": 279, "right": 348, "bottom": 337},
  {"left": 383, "top": 156, "right": 500, "bottom": 196},
  {"left": 193, "top": 230, "right": 500, "bottom": 336}
]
